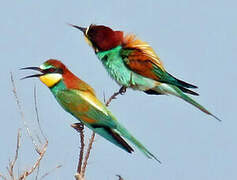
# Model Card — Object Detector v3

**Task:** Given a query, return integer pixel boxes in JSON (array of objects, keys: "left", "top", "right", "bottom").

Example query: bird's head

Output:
[
  {"left": 21, "top": 59, "right": 66, "bottom": 88},
  {"left": 70, "top": 24, "right": 124, "bottom": 52}
]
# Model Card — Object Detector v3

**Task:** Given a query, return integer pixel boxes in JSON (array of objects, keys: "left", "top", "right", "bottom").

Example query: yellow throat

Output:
[{"left": 39, "top": 73, "right": 62, "bottom": 87}]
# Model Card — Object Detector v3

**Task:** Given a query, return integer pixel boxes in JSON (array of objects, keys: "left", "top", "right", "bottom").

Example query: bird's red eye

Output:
[
  {"left": 47, "top": 68, "right": 55, "bottom": 73},
  {"left": 43, "top": 68, "right": 56, "bottom": 74}
]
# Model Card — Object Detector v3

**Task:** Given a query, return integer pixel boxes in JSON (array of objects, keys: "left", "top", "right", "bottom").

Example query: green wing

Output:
[
  {"left": 55, "top": 89, "right": 117, "bottom": 128},
  {"left": 55, "top": 89, "right": 136, "bottom": 153},
  {"left": 55, "top": 89, "right": 160, "bottom": 160},
  {"left": 120, "top": 48, "right": 198, "bottom": 93}
]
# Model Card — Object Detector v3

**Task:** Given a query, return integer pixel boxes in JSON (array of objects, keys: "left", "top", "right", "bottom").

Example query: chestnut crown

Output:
[{"left": 85, "top": 25, "right": 124, "bottom": 52}]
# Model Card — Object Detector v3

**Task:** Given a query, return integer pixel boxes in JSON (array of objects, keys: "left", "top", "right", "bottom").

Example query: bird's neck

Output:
[
  {"left": 96, "top": 45, "right": 122, "bottom": 62},
  {"left": 50, "top": 80, "right": 67, "bottom": 95},
  {"left": 48, "top": 71, "right": 96, "bottom": 96}
]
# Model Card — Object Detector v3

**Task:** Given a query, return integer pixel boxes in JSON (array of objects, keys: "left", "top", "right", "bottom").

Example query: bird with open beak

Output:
[{"left": 21, "top": 59, "right": 160, "bottom": 163}]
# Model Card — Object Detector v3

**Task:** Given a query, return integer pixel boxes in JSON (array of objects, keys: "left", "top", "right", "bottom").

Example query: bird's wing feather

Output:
[
  {"left": 121, "top": 34, "right": 198, "bottom": 89},
  {"left": 56, "top": 89, "right": 136, "bottom": 153},
  {"left": 121, "top": 34, "right": 165, "bottom": 81},
  {"left": 56, "top": 89, "right": 117, "bottom": 128}
]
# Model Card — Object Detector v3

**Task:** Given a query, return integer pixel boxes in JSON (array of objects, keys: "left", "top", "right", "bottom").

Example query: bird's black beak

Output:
[
  {"left": 69, "top": 24, "right": 87, "bottom": 34},
  {"left": 20, "top": 67, "right": 44, "bottom": 80}
]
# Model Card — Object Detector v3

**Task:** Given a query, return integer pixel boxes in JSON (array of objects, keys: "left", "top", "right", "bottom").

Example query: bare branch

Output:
[
  {"left": 33, "top": 86, "right": 47, "bottom": 142},
  {"left": 39, "top": 165, "right": 62, "bottom": 180},
  {"left": 35, "top": 165, "right": 40, "bottom": 180},
  {"left": 18, "top": 141, "right": 48, "bottom": 180},
  {"left": 105, "top": 91, "right": 120, "bottom": 106},
  {"left": 81, "top": 132, "right": 95, "bottom": 177},
  {"left": 71, "top": 123, "right": 85, "bottom": 174},
  {"left": 8, "top": 129, "right": 21, "bottom": 179},
  {"left": 10, "top": 72, "right": 38, "bottom": 150},
  {"left": 6, "top": 129, "right": 21, "bottom": 179},
  {"left": 8, "top": 73, "right": 52, "bottom": 180},
  {"left": 105, "top": 86, "right": 126, "bottom": 107},
  {"left": 74, "top": 173, "right": 85, "bottom": 180}
]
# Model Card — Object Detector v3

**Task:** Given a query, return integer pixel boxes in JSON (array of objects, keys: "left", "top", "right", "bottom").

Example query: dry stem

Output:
[
  {"left": 39, "top": 165, "right": 62, "bottom": 180},
  {"left": 105, "top": 86, "right": 126, "bottom": 107},
  {"left": 10, "top": 73, "right": 38, "bottom": 150},
  {"left": 7, "top": 129, "right": 21, "bottom": 179},
  {"left": 1, "top": 73, "right": 61, "bottom": 180},
  {"left": 33, "top": 86, "right": 47, "bottom": 142},
  {"left": 81, "top": 132, "right": 95, "bottom": 177},
  {"left": 18, "top": 142, "right": 48, "bottom": 180},
  {"left": 71, "top": 123, "right": 85, "bottom": 174}
]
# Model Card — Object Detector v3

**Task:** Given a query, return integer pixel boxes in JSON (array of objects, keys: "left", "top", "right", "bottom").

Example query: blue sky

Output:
[{"left": 1, "top": 0, "right": 236, "bottom": 179}]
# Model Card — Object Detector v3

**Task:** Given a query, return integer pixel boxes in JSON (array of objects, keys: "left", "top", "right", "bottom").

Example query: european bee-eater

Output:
[
  {"left": 71, "top": 24, "right": 220, "bottom": 121},
  {"left": 21, "top": 59, "right": 160, "bottom": 162}
]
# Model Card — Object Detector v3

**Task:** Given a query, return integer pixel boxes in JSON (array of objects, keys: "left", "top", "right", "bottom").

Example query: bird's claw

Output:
[
  {"left": 119, "top": 86, "right": 127, "bottom": 95},
  {"left": 71, "top": 123, "right": 84, "bottom": 132}
]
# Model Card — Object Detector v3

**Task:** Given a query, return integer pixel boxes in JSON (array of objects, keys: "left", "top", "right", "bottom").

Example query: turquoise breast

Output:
[{"left": 96, "top": 46, "right": 157, "bottom": 90}]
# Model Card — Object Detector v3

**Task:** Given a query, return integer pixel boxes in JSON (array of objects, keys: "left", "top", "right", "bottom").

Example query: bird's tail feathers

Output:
[
  {"left": 155, "top": 84, "right": 221, "bottom": 121},
  {"left": 167, "top": 72, "right": 198, "bottom": 89},
  {"left": 93, "top": 125, "right": 134, "bottom": 153},
  {"left": 116, "top": 124, "right": 161, "bottom": 163},
  {"left": 178, "top": 86, "right": 199, "bottom": 96}
]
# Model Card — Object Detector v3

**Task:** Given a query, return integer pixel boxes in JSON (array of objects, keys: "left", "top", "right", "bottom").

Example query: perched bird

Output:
[
  {"left": 70, "top": 24, "right": 221, "bottom": 121},
  {"left": 21, "top": 59, "right": 160, "bottom": 162}
]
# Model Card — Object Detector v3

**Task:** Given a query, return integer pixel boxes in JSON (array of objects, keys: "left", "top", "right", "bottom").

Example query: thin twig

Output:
[
  {"left": 105, "top": 91, "right": 121, "bottom": 106},
  {"left": 81, "top": 132, "right": 95, "bottom": 177},
  {"left": 35, "top": 134, "right": 42, "bottom": 146},
  {"left": 7, "top": 129, "right": 21, "bottom": 179},
  {"left": 71, "top": 123, "right": 85, "bottom": 174},
  {"left": 105, "top": 86, "right": 126, "bottom": 107},
  {"left": 18, "top": 141, "right": 48, "bottom": 180},
  {"left": 35, "top": 165, "right": 40, "bottom": 180},
  {"left": 34, "top": 86, "right": 47, "bottom": 142},
  {"left": 11, "top": 129, "right": 21, "bottom": 176},
  {"left": 39, "top": 165, "right": 62, "bottom": 180},
  {"left": 9, "top": 73, "right": 50, "bottom": 179},
  {"left": 10, "top": 72, "right": 38, "bottom": 150}
]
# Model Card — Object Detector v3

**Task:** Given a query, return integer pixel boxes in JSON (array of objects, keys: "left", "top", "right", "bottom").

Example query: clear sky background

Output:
[{"left": 1, "top": 0, "right": 236, "bottom": 179}]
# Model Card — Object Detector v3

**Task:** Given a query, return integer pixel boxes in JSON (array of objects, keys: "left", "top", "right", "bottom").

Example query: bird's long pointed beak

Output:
[
  {"left": 68, "top": 24, "right": 87, "bottom": 34},
  {"left": 20, "top": 66, "right": 44, "bottom": 80},
  {"left": 20, "top": 67, "right": 43, "bottom": 71}
]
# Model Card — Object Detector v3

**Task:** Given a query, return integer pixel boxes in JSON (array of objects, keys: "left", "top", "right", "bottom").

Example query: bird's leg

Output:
[
  {"left": 119, "top": 86, "right": 127, "bottom": 95},
  {"left": 105, "top": 86, "right": 127, "bottom": 106},
  {"left": 71, "top": 123, "right": 84, "bottom": 133}
]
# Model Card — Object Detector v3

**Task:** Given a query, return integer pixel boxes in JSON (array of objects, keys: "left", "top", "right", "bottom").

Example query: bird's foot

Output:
[
  {"left": 119, "top": 86, "right": 127, "bottom": 95},
  {"left": 105, "top": 86, "right": 126, "bottom": 106},
  {"left": 71, "top": 123, "right": 84, "bottom": 133}
]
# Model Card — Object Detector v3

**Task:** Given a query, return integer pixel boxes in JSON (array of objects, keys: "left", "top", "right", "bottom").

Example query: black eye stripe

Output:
[
  {"left": 43, "top": 68, "right": 63, "bottom": 74},
  {"left": 55, "top": 68, "right": 63, "bottom": 74},
  {"left": 48, "top": 68, "right": 55, "bottom": 73}
]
